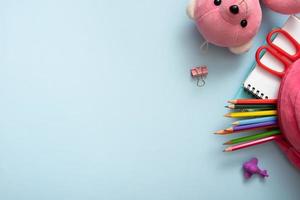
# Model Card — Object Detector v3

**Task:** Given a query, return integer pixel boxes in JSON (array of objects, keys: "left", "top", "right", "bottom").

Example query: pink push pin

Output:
[
  {"left": 191, "top": 66, "right": 208, "bottom": 87},
  {"left": 243, "top": 158, "right": 269, "bottom": 179}
]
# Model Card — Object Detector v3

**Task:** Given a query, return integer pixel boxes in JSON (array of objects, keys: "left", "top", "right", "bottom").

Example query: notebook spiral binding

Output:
[{"left": 244, "top": 83, "right": 269, "bottom": 99}]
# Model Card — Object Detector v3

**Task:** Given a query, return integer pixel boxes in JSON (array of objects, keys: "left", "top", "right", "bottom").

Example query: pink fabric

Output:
[
  {"left": 277, "top": 59, "right": 300, "bottom": 169},
  {"left": 193, "top": 0, "right": 262, "bottom": 47},
  {"left": 262, "top": 0, "right": 300, "bottom": 14},
  {"left": 190, "top": 0, "right": 300, "bottom": 50}
]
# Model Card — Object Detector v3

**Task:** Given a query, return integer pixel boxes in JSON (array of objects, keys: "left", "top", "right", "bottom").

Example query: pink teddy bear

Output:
[{"left": 187, "top": 0, "right": 300, "bottom": 54}]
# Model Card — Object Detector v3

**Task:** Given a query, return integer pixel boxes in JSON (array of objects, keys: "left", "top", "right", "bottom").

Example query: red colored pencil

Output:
[
  {"left": 228, "top": 99, "right": 277, "bottom": 105},
  {"left": 223, "top": 135, "right": 282, "bottom": 152}
]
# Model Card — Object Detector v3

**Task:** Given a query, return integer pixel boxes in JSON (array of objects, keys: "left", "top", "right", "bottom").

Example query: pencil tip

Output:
[
  {"left": 215, "top": 130, "right": 223, "bottom": 135},
  {"left": 223, "top": 141, "right": 231, "bottom": 145},
  {"left": 223, "top": 148, "right": 231, "bottom": 152},
  {"left": 226, "top": 104, "right": 234, "bottom": 109},
  {"left": 224, "top": 114, "right": 230, "bottom": 117},
  {"left": 228, "top": 100, "right": 235, "bottom": 104},
  {"left": 225, "top": 128, "right": 233, "bottom": 131},
  {"left": 232, "top": 122, "right": 238, "bottom": 125}
]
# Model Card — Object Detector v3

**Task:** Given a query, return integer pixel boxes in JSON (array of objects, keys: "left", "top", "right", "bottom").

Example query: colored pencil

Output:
[
  {"left": 226, "top": 121, "right": 278, "bottom": 132},
  {"left": 223, "top": 129, "right": 281, "bottom": 145},
  {"left": 223, "top": 135, "right": 282, "bottom": 152},
  {"left": 215, "top": 125, "right": 277, "bottom": 135},
  {"left": 225, "top": 110, "right": 277, "bottom": 118},
  {"left": 228, "top": 99, "right": 277, "bottom": 105},
  {"left": 232, "top": 116, "right": 277, "bottom": 126},
  {"left": 226, "top": 104, "right": 276, "bottom": 110}
]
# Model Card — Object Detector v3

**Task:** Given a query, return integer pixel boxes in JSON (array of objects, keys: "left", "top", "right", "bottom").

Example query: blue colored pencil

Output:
[{"left": 232, "top": 116, "right": 277, "bottom": 126}]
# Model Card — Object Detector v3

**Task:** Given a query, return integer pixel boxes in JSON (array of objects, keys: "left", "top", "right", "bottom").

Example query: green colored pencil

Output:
[
  {"left": 226, "top": 104, "right": 276, "bottom": 110},
  {"left": 223, "top": 129, "right": 281, "bottom": 145}
]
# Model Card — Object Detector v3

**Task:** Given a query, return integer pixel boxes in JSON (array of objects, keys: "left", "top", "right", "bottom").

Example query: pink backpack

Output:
[{"left": 276, "top": 59, "right": 300, "bottom": 169}]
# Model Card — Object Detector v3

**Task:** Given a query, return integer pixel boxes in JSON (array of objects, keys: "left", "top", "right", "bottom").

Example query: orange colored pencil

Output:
[
  {"left": 228, "top": 99, "right": 277, "bottom": 105},
  {"left": 223, "top": 135, "right": 282, "bottom": 152}
]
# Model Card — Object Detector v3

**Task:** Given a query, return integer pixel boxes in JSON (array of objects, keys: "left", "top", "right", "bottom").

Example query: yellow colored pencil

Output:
[{"left": 224, "top": 110, "right": 277, "bottom": 118}]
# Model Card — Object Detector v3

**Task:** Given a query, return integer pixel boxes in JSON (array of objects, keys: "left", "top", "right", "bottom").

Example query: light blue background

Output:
[{"left": 0, "top": 1, "right": 299, "bottom": 199}]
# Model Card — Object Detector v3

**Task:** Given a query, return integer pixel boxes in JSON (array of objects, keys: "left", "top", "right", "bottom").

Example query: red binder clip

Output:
[{"left": 191, "top": 65, "right": 208, "bottom": 87}]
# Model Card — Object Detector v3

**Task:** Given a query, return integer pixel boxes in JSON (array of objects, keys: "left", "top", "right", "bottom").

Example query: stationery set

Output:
[{"left": 217, "top": 15, "right": 300, "bottom": 169}]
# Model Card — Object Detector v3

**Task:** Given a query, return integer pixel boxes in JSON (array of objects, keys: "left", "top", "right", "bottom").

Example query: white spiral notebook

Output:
[{"left": 243, "top": 15, "right": 300, "bottom": 99}]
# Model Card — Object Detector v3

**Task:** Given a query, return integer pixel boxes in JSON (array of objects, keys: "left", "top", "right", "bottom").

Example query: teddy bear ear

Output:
[
  {"left": 229, "top": 39, "right": 254, "bottom": 54},
  {"left": 187, "top": 0, "right": 196, "bottom": 19}
]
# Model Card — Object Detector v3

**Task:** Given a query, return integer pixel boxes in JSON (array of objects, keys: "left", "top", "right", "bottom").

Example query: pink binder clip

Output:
[{"left": 191, "top": 65, "right": 208, "bottom": 87}]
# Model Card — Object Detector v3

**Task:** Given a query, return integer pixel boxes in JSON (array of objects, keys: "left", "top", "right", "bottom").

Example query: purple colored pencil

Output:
[{"left": 228, "top": 121, "right": 278, "bottom": 132}]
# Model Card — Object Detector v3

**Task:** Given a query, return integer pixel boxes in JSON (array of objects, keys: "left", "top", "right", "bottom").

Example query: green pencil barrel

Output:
[{"left": 227, "top": 129, "right": 281, "bottom": 145}]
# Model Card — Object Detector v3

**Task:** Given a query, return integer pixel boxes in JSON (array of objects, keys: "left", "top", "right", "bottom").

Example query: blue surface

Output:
[{"left": 0, "top": 1, "right": 299, "bottom": 199}]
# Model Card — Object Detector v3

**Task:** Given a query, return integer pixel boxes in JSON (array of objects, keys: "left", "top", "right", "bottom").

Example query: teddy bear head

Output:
[{"left": 187, "top": 0, "right": 262, "bottom": 54}]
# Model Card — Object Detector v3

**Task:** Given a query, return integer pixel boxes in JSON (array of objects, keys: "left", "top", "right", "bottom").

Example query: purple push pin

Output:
[{"left": 243, "top": 158, "right": 268, "bottom": 179}]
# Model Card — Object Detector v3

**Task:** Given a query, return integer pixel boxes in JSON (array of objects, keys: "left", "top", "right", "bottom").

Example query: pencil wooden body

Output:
[
  {"left": 229, "top": 121, "right": 277, "bottom": 132},
  {"left": 226, "top": 125, "right": 277, "bottom": 134},
  {"left": 216, "top": 125, "right": 277, "bottom": 135},
  {"left": 229, "top": 99, "right": 277, "bottom": 105},
  {"left": 225, "top": 110, "right": 277, "bottom": 118},
  {"left": 232, "top": 116, "right": 277, "bottom": 126},
  {"left": 227, "top": 104, "right": 276, "bottom": 110},
  {"left": 224, "top": 135, "right": 282, "bottom": 152}
]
